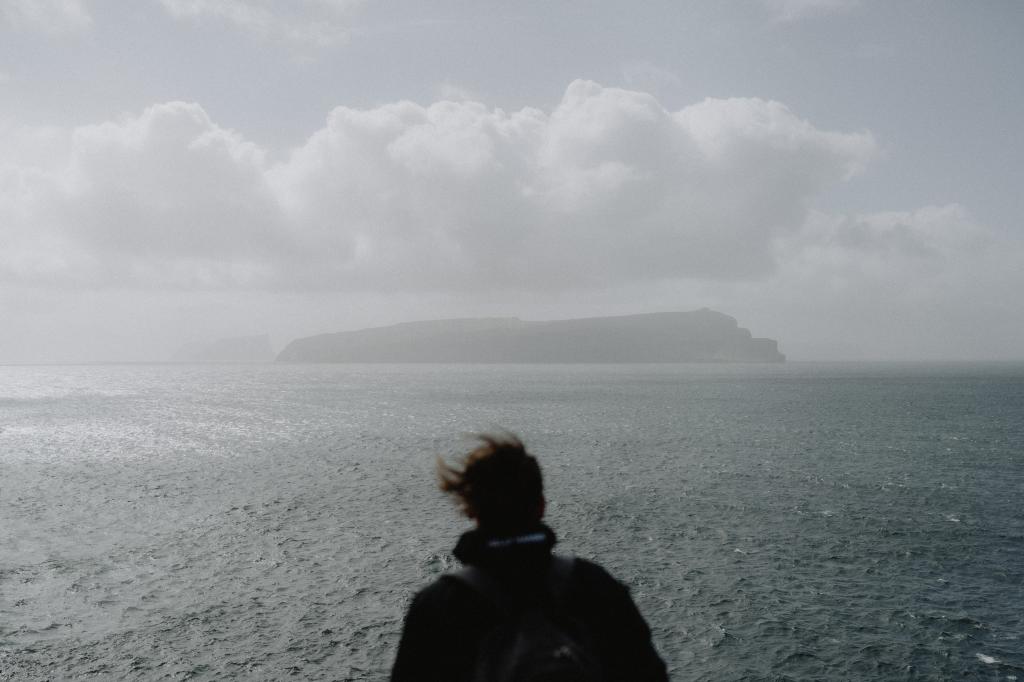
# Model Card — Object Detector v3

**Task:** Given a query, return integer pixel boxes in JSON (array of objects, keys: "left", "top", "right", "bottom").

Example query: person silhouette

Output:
[{"left": 391, "top": 433, "right": 668, "bottom": 681}]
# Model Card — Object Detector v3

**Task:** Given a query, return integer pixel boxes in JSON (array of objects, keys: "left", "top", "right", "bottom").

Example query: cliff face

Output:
[
  {"left": 277, "top": 310, "right": 784, "bottom": 363},
  {"left": 172, "top": 334, "right": 275, "bottom": 363}
]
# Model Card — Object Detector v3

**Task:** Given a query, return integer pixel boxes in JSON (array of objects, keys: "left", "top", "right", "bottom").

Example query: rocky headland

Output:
[{"left": 276, "top": 310, "right": 784, "bottom": 363}]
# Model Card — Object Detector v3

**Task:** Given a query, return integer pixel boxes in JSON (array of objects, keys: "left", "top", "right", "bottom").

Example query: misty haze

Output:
[{"left": 2, "top": 1, "right": 1022, "bottom": 680}]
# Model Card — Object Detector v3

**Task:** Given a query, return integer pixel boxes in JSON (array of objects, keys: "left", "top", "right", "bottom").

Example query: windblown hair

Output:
[{"left": 438, "top": 433, "right": 543, "bottom": 534}]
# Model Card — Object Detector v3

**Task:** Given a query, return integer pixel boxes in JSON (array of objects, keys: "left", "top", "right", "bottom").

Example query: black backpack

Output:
[{"left": 447, "top": 555, "right": 605, "bottom": 682}]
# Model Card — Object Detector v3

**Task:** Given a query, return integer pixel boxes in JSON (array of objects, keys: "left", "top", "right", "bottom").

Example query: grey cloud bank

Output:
[
  {"left": 157, "top": 0, "right": 365, "bottom": 48},
  {"left": 1, "top": 0, "right": 1022, "bottom": 363},
  {"left": 0, "top": 79, "right": 1020, "bottom": 362},
  {"left": 0, "top": 0, "right": 92, "bottom": 35}
]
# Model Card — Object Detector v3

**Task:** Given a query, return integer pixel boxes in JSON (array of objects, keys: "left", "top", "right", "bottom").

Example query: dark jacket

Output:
[{"left": 391, "top": 524, "right": 668, "bottom": 681}]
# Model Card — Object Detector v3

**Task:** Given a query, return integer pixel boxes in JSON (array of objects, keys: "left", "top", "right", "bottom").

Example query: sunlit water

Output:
[{"left": 1, "top": 363, "right": 1022, "bottom": 680}]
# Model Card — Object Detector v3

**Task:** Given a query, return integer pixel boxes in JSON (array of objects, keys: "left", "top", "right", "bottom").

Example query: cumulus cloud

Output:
[
  {"left": 0, "top": 0, "right": 92, "bottom": 35},
  {"left": 4, "top": 81, "right": 1022, "bottom": 361},
  {"left": 1, "top": 103, "right": 286, "bottom": 288},
  {"left": 157, "top": 0, "right": 364, "bottom": 47},
  {"left": 0, "top": 80, "right": 881, "bottom": 293}
]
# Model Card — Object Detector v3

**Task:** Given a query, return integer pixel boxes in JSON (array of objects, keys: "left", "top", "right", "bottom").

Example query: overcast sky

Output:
[{"left": 1, "top": 0, "right": 1022, "bottom": 362}]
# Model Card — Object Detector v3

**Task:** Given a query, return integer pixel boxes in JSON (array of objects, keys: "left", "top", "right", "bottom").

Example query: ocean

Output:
[{"left": 1, "top": 363, "right": 1022, "bottom": 680}]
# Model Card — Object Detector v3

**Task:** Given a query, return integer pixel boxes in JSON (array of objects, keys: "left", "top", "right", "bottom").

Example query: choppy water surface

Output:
[{"left": 1, "top": 363, "right": 1022, "bottom": 680}]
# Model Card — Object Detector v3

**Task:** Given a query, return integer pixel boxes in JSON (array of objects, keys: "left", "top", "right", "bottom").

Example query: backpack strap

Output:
[
  {"left": 545, "top": 555, "right": 576, "bottom": 603},
  {"left": 450, "top": 563, "right": 509, "bottom": 611},
  {"left": 448, "top": 555, "right": 577, "bottom": 614}
]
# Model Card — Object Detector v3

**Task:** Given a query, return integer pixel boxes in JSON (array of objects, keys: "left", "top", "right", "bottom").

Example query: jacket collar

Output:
[{"left": 453, "top": 523, "right": 557, "bottom": 567}]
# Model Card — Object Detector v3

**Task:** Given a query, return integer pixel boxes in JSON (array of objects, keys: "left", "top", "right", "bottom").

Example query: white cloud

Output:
[
  {"left": 3, "top": 82, "right": 1022, "bottom": 360},
  {"left": 0, "top": 0, "right": 92, "bottom": 35},
  {"left": 24, "top": 75, "right": 1018, "bottom": 356},
  {"left": 157, "top": 0, "right": 364, "bottom": 47},
  {"left": 761, "top": 0, "right": 859, "bottom": 23},
  {"left": 1, "top": 81, "right": 882, "bottom": 292}
]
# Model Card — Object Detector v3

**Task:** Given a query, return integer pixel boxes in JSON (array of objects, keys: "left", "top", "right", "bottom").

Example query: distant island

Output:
[
  {"left": 277, "top": 310, "right": 784, "bottom": 363},
  {"left": 172, "top": 334, "right": 275, "bottom": 363}
]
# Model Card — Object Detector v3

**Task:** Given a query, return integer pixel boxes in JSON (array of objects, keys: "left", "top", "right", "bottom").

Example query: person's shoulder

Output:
[
  {"left": 406, "top": 567, "right": 494, "bottom": 620},
  {"left": 412, "top": 570, "right": 474, "bottom": 606},
  {"left": 565, "top": 556, "right": 631, "bottom": 596},
  {"left": 569, "top": 556, "right": 621, "bottom": 581}
]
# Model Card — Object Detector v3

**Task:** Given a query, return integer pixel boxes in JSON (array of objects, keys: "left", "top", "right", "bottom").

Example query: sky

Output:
[{"left": 1, "top": 0, "right": 1022, "bottom": 362}]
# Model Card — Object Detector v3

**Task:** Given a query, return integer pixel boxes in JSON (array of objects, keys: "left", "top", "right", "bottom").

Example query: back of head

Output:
[{"left": 438, "top": 433, "right": 544, "bottom": 536}]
